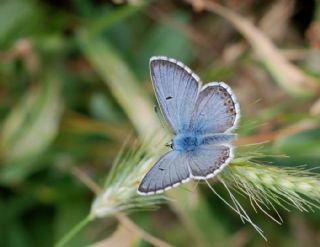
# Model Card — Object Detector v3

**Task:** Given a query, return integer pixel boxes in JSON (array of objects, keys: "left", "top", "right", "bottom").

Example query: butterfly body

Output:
[
  {"left": 137, "top": 56, "right": 240, "bottom": 195},
  {"left": 172, "top": 133, "right": 237, "bottom": 152},
  {"left": 173, "top": 133, "right": 200, "bottom": 152}
]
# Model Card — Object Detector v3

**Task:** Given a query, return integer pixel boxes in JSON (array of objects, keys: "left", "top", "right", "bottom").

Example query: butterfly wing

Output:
[
  {"left": 150, "top": 56, "right": 201, "bottom": 133},
  {"left": 137, "top": 151, "right": 191, "bottom": 195},
  {"left": 190, "top": 82, "right": 240, "bottom": 134},
  {"left": 189, "top": 145, "right": 233, "bottom": 179},
  {"left": 140, "top": 59, "right": 239, "bottom": 195}
]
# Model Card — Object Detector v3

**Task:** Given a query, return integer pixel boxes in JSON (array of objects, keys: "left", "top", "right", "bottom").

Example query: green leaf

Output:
[
  {"left": 0, "top": 0, "right": 40, "bottom": 47},
  {"left": 132, "top": 11, "right": 194, "bottom": 79},
  {"left": 77, "top": 29, "right": 160, "bottom": 138},
  {"left": 0, "top": 74, "right": 63, "bottom": 184},
  {"left": 169, "top": 185, "right": 231, "bottom": 247},
  {"left": 54, "top": 198, "right": 91, "bottom": 247},
  {"left": 274, "top": 128, "right": 320, "bottom": 159}
]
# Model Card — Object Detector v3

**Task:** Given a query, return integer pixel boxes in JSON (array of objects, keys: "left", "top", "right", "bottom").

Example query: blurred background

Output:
[{"left": 0, "top": 0, "right": 320, "bottom": 246}]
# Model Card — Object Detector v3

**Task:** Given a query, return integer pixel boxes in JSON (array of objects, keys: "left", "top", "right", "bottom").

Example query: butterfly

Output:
[{"left": 138, "top": 56, "right": 240, "bottom": 195}]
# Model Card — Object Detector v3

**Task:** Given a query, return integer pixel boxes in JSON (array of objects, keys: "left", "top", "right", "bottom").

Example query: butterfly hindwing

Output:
[{"left": 137, "top": 151, "right": 190, "bottom": 195}]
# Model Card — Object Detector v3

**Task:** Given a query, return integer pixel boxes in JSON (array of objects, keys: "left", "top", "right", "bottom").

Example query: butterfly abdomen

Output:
[
  {"left": 201, "top": 133, "right": 237, "bottom": 145},
  {"left": 173, "top": 133, "right": 236, "bottom": 152}
]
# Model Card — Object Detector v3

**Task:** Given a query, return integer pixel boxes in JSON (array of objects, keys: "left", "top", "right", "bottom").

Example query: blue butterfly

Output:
[{"left": 138, "top": 56, "right": 240, "bottom": 195}]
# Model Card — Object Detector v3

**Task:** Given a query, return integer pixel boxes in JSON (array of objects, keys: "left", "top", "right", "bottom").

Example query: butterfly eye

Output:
[{"left": 165, "top": 141, "right": 174, "bottom": 149}]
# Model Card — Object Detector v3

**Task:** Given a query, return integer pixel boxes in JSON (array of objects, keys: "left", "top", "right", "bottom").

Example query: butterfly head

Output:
[{"left": 165, "top": 140, "right": 174, "bottom": 149}]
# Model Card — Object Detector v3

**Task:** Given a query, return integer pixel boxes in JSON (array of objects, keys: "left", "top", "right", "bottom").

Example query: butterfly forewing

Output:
[{"left": 150, "top": 57, "right": 200, "bottom": 133}]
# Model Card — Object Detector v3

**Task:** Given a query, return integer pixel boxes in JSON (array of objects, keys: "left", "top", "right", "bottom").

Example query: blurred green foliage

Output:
[{"left": 0, "top": 0, "right": 319, "bottom": 247}]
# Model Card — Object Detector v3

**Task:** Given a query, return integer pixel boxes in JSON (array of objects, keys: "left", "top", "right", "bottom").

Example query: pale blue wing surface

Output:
[
  {"left": 190, "top": 82, "right": 240, "bottom": 134},
  {"left": 137, "top": 150, "right": 190, "bottom": 195},
  {"left": 150, "top": 57, "right": 200, "bottom": 133},
  {"left": 189, "top": 145, "right": 233, "bottom": 179}
]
